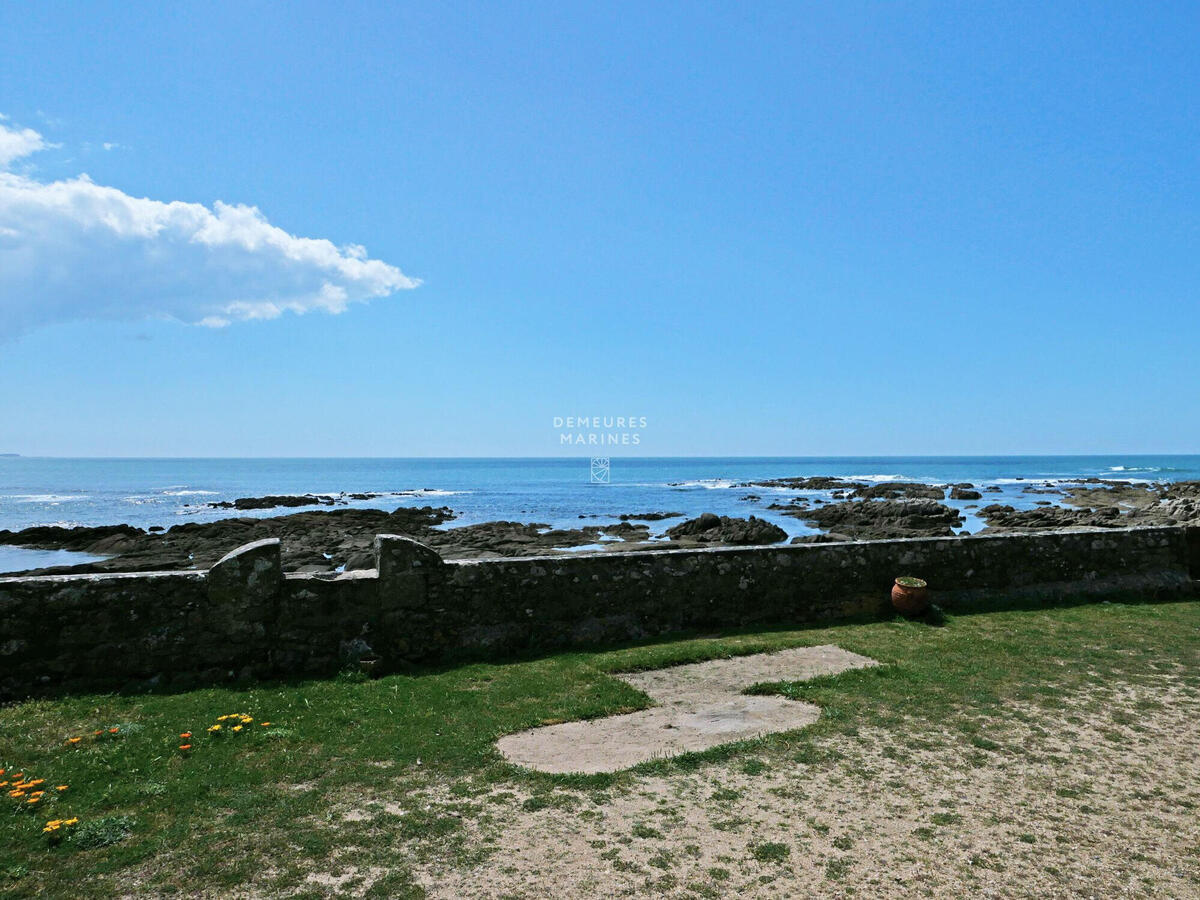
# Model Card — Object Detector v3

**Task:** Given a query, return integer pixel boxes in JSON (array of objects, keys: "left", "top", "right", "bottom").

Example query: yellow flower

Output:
[
  {"left": 232, "top": 725, "right": 243, "bottom": 732},
  {"left": 55, "top": 785, "right": 68, "bottom": 792},
  {"left": 8, "top": 790, "right": 25, "bottom": 798},
  {"left": 260, "top": 722, "right": 271, "bottom": 727},
  {"left": 64, "top": 818, "right": 79, "bottom": 825},
  {"left": 208, "top": 724, "right": 221, "bottom": 732},
  {"left": 67, "top": 737, "right": 81, "bottom": 744}
]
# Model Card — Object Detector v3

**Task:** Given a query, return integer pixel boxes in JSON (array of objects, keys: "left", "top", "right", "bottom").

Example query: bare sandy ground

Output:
[
  {"left": 379, "top": 673, "right": 1200, "bottom": 898},
  {"left": 497, "top": 645, "right": 878, "bottom": 773}
]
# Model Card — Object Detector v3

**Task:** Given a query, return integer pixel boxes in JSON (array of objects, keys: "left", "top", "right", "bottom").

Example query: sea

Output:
[{"left": 1, "top": 455, "right": 1197, "bottom": 574}]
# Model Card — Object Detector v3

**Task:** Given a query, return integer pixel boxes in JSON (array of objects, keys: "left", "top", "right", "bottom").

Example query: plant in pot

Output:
[{"left": 891, "top": 575, "right": 929, "bottom": 614}]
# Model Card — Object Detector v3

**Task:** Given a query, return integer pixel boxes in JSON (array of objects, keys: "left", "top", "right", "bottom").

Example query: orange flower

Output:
[
  {"left": 55, "top": 785, "right": 68, "bottom": 792},
  {"left": 179, "top": 744, "right": 192, "bottom": 751},
  {"left": 93, "top": 730, "right": 102, "bottom": 736},
  {"left": 8, "top": 790, "right": 25, "bottom": 798},
  {"left": 260, "top": 722, "right": 271, "bottom": 727},
  {"left": 26, "top": 779, "right": 44, "bottom": 787},
  {"left": 109, "top": 727, "right": 119, "bottom": 734},
  {"left": 180, "top": 732, "right": 192, "bottom": 739},
  {"left": 67, "top": 737, "right": 82, "bottom": 744},
  {"left": 26, "top": 796, "right": 40, "bottom": 804}
]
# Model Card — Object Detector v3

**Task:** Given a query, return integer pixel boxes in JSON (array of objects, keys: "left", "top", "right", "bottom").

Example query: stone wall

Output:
[{"left": 1, "top": 526, "right": 1194, "bottom": 700}]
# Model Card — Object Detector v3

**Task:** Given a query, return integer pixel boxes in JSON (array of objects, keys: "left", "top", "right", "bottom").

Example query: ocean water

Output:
[{"left": 1, "top": 455, "right": 1197, "bottom": 573}]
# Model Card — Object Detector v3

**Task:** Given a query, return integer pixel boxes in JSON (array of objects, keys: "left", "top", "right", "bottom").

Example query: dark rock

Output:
[
  {"left": 950, "top": 487, "right": 983, "bottom": 500},
  {"left": 617, "top": 512, "right": 683, "bottom": 521},
  {"left": 0, "top": 523, "right": 144, "bottom": 553},
  {"left": 601, "top": 522, "right": 651, "bottom": 540},
  {"left": 734, "top": 476, "right": 865, "bottom": 491},
  {"left": 851, "top": 482, "right": 946, "bottom": 501},
  {"left": 666, "top": 514, "right": 786, "bottom": 546},
  {"left": 343, "top": 550, "right": 376, "bottom": 571},
  {"left": 978, "top": 504, "right": 1124, "bottom": 532},
  {"left": 208, "top": 494, "right": 338, "bottom": 510},
  {"left": 787, "top": 499, "right": 963, "bottom": 539}
]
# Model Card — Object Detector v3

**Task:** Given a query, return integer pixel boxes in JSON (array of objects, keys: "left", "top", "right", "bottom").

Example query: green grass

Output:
[
  {"left": 749, "top": 841, "right": 790, "bottom": 863},
  {"left": 0, "top": 596, "right": 1197, "bottom": 897}
]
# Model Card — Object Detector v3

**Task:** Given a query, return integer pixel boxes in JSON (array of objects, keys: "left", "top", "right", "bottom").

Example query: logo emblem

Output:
[{"left": 590, "top": 457, "right": 610, "bottom": 484}]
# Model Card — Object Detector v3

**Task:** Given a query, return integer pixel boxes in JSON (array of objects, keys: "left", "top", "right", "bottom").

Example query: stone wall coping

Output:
[
  {"left": 213, "top": 537, "right": 281, "bottom": 567},
  {"left": 0, "top": 569, "right": 206, "bottom": 585},
  {"left": 284, "top": 569, "right": 378, "bottom": 583}
]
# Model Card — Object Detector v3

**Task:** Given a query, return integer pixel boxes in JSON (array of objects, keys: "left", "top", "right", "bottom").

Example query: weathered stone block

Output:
[
  {"left": 208, "top": 539, "right": 283, "bottom": 606},
  {"left": 206, "top": 538, "right": 282, "bottom": 648},
  {"left": 375, "top": 534, "right": 443, "bottom": 580}
]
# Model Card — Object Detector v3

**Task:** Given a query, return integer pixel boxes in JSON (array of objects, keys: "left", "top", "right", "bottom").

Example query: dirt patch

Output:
[
  {"left": 381, "top": 673, "right": 1200, "bottom": 898},
  {"left": 497, "top": 645, "right": 878, "bottom": 774}
]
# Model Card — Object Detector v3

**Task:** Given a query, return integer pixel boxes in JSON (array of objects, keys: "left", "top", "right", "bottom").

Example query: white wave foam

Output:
[
  {"left": 10, "top": 494, "right": 79, "bottom": 503},
  {"left": 161, "top": 489, "right": 218, "bottom": 496},
  {"left": 669, "top": 479, "right": 736, "bottom": 489},
  {"left": 836, "top": 474, "right": 908, "bottom": 483},
  {"left": 989, "top": 477, "right": 1068, "bottom": 485}
]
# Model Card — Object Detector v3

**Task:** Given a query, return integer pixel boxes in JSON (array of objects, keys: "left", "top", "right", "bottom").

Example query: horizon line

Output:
[{"left": 2, "top": 453, "right": 1197, "bottom": 461}]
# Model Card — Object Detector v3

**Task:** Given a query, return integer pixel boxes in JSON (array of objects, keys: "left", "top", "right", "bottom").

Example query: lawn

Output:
[{"left": 2, "top": 595, "right": 1198, "bottom": 898}]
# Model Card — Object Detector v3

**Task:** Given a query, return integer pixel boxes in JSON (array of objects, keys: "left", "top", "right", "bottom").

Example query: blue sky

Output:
[{"left": 0, "top": 1, "right": 1196, "bottom": 456}]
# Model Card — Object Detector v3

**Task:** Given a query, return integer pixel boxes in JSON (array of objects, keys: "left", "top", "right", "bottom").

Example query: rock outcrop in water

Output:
[
  {"left": 850, "top": 482, "right": 947, "bottom": 501},
  {"left": 665, "top": 513, "right": 787, "bottom": 546},
  {"left": 977, "top": 504, "right": 1124, "bottom": 531},
  {"left": 783, "top": 499, "right": 964, "bottom": 539},
  {"left": 734, "top": 476, "right": 865, "bottom": 491},
  {"left": 978, "top": 480, "right": 1200, "bottom": 532}
]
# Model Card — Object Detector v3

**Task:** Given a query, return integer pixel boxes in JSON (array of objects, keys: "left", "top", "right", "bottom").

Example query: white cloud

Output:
[
  {"left": 0, "top": 124, "right": 48, "bottom": 167},
  {"left": 0, "top": 119, "right": 418, "bottom": 335}
]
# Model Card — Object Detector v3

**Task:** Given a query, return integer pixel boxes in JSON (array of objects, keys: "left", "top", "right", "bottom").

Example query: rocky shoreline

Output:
[{"left": 3, "top": 479, "right": 1199, "bottom": 577}]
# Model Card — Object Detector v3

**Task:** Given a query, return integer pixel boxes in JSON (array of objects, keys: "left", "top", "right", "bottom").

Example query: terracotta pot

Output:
[{"left": 891, "top": 577, "right": 929, "bottom": 614}]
